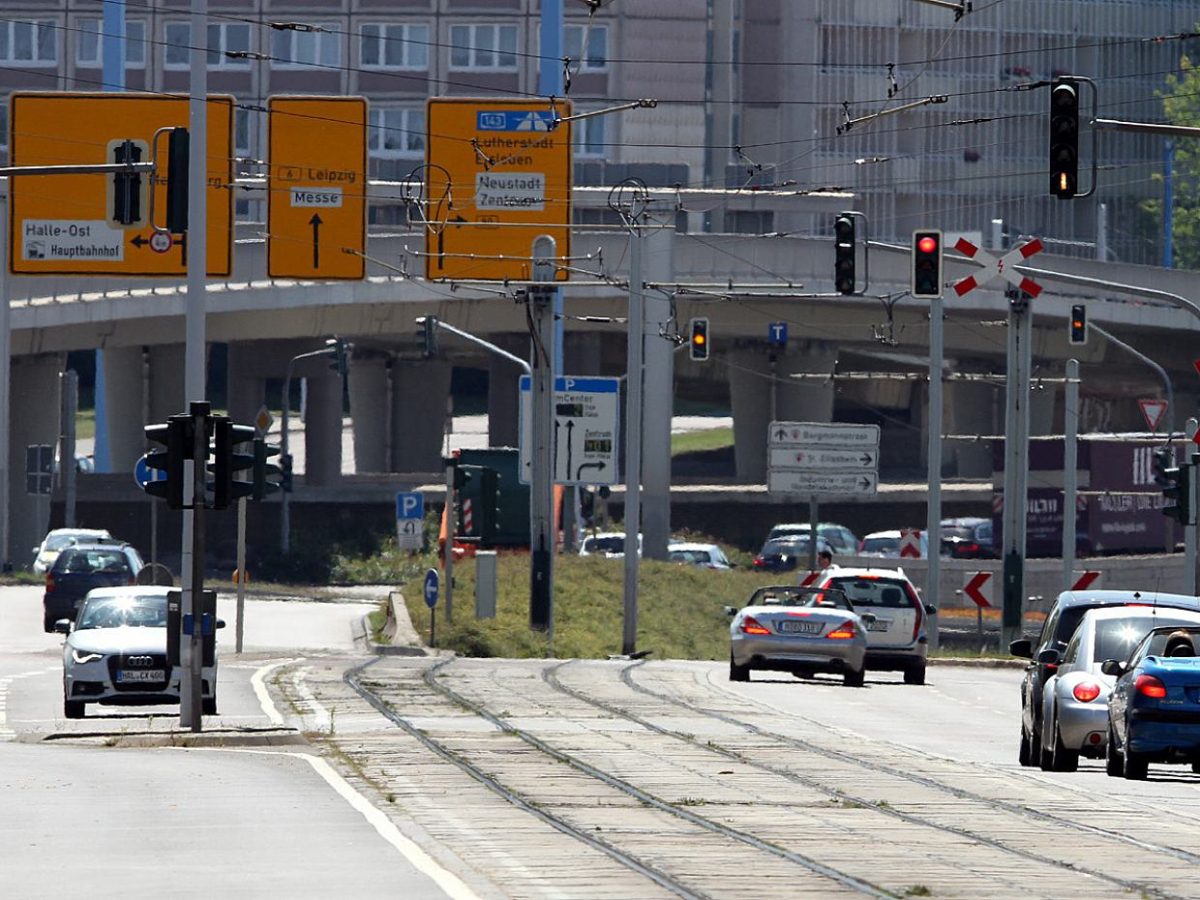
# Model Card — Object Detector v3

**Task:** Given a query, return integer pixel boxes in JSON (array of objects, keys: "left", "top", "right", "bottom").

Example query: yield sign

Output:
[
  {"left": 952, "top": 237, "right": 1044, "bottom": 298},
  {"left": 1139, "top": 398, "right": 1167, "bottom": 432},
  {"left": 963, "top": 571, "right": 993, "bottom": 608}
]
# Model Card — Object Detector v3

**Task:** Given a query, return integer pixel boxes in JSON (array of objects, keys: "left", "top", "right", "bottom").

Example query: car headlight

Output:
[{"left": 71, "top": 649, "right": 104, "bottom": 665}]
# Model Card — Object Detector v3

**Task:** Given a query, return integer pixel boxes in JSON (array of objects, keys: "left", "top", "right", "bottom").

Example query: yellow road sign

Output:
[
  {"left": 425, "top": 98, "right": 571, "bottom": 281},
  {"left": 8, "top": 92, "right": 234, "bottom": 276},
  {"left": 268, "top": 96, "right": 367, "bottom": 280}
]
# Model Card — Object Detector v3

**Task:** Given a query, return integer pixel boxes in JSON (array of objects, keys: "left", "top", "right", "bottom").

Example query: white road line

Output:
[
  {"left": 291, "top": 667, "right": 332, "bottom": 732},
  {"left": 207, "top": 748, "right": 480, "bottom": 900},
  {"left": 250, "top": 658, "right": 298, "bottom": 726}
]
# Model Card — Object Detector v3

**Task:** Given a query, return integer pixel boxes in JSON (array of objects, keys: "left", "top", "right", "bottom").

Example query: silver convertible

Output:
[
  {"left": 1037, "top": 604, "right": 1200, "bottom": 771},
  {"left": 726, "top": 585, "right": 874, "bottom": 686}
]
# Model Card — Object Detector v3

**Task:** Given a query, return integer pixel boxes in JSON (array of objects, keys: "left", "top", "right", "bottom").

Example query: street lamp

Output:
[{"left": 280, "top": 338, "right": 348, "bottom": 554}]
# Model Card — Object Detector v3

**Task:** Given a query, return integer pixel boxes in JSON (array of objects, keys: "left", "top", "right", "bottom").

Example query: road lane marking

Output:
[
  {"left": 250, "top": 658, "right": 298, "bottom": 725},
  {"left": 210, "top": 748, "right": 480, "bottom": 900},
  {"left": 291, "top": 667, "right": 332, "bottom": 732}
]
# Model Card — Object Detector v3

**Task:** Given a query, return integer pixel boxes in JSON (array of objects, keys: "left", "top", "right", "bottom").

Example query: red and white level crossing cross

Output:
[{"left": 952, "top": 237, "right": 1044, "bottom": 298}]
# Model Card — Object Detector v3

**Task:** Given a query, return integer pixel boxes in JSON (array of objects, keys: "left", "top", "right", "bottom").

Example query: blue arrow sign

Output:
[
  {"left": 133, "top": 455, "right": 166, "bottom": 489},
  {"left": 423, "top": 568, "right": 440, "bottom": 609},
  {"left": 768, "top": 322, "right": 788, "bottom": 346}
]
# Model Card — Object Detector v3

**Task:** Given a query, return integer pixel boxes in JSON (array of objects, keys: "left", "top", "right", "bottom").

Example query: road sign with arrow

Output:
[
  {"left": 767, "top": 420, "right": 880, "bottom": 497},
  {"left": 518, "top": 375, "right": 619, "bottom": 486},
  {"left": 267, "top": 96, "right": 366, "bottom": 280}
]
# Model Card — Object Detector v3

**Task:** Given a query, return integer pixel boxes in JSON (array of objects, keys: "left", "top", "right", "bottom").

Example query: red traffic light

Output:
[{"left": 917, "top": 235, "right": 938, "bottom": 255}]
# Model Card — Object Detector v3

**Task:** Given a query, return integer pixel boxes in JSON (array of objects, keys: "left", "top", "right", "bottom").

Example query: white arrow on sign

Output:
[
  {"left": 768, "top": 421, "right": 880, "bottom": 449},
  {"left": 1139, "top": 398, "right": 1167, "bottom": 432},
  {"left": 768, "top": 447, "right": 878, "bottom": 470},
  {"left": 767, "top": 469, "right": 877, "bottom": 496},
  {"left": 952, "top": 237, "right": 1044, "bottom": 298}
]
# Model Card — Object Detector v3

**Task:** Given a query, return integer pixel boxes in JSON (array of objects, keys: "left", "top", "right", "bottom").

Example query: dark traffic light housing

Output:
[
  {"left": 253, "top": 439, "right": 283, "bottom": 501},
  {"left": 143, "top": 415, "right": 193, "bottom": 509},
  {"left": 911, "top": 230, "right": 943, "bottom": 299},
  {"left": 165, "top": 127, "right": 189, "bottom": 234},
  {"left": 209, "top": 418, "right": 256, "bottom": 510},
  {"left": 1154, "top": 447, "right": 1191, "bottom": 525},
  {"left": 1069, "top": 304, "right": 1087, "bottom": 345},
  {"left": 1049, "top": 79, "right": 1079, "bottom": 199},
  {"left": 689, "top": 318, "right": 710, "bottom": 361},
  {"left": 834, "top": 214, "right": 856, "bottom": 295},
  {"left": 109, "top": 138, "right": 145, "bottom": 228}
]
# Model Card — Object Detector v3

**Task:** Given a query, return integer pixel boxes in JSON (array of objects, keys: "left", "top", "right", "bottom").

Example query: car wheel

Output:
[
  {"left": 1051, "top": 722, "right": 1079, "bottom": 773},
  {"left": 1029, "top": 723, "right": 1043, "bottom": 768},
  {"left": 1019, "top": 724, "right": 1033, "bottom": 767},
  {"left": 903, "top": 662, "right": 926, "bottom": 686},
  {"left": 1105, "top": 725, "right": 1124, "bottom": 777},
  {"left": 843, "top": 666, "right": 865, "bottom": 688},
  {"left": 202, "top": 695, "right": 217, "bottom": 716},
  {"left": 43, "top": 612, "right": 56, "bottom": 633},
  {"left": 1123, "top": 748, "right": 1149, "bottom": 781},
  {"left": 729, "top": 654, "right": 750, "bottom": 682},
  {"left": 63, "top": 699, "right": 85, "bottom": 719}
]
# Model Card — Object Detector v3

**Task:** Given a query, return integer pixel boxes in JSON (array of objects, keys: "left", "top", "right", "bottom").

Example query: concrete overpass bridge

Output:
[{"left": 9, "top": 220, "right": 1200, "bottom": 565}]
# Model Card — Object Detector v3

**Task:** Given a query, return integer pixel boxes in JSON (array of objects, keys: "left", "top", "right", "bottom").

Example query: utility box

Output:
[
  {"left": 457, "top": 447, "right": 530, "bottom": 548},
  {"left": 475, "top": 551, "right": 497, "bottom": 619}
]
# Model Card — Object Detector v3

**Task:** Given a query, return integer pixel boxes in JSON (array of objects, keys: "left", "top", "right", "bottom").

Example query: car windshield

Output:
[
  {"left": 1091, "top": 616, "right": 1182, "bottom": 662},
  {"left": 584, "top": 535, "right": 625, "bottom": 553},
  {"left": 760, "top": 537, "right": 813, "bottom": 554},
  {"left": 861, "top": 536, "right": 899, "bottom": 554},
  {"left": 1141, "top": 627, "right": 1200, "bottom": 658},
  {"left": 748, "top": 586, "right": 852, "bottom": 610},
  {"left": 56, "top": 549, "right": 130, "bottom": 575},
  {"left": 670, "top": 549, "right": 711, "bottom": 564},
  {"left": 76, "top": 596, "right": 167, "bottom": 629},
  {"left": 45, "top": 533, "right": 84, "bottom": 551},
  {"left": 826, "top": 576, "right": 915, "bottom": 609}
]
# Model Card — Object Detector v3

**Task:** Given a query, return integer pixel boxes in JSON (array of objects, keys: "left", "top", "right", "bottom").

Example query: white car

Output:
[
  {"left": 56, "top": 586, "right": 221, "bottom": 719},
  {"left": 858, "top": 529, "right": 932, "bottom": 559},
  {"left": 579, "top": 532, "right": 642, "bottom": 558},
  {"left": 1038, "top": 605, "right": 1200, "bottom": 771},
  {"left": 766, "top": 522, "right": 859, "bottom": 556},
  {"left": 32, "top": 527, "right": 113, "bottom": 574},
  {"left": 809, "top": 565, "right": 934, "bottom": 684},
  {"left": 668, "top": 542, "right": 732, "bottom": 569}
]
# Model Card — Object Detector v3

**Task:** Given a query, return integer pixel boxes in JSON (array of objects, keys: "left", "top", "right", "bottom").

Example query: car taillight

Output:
[
  {"left": 752, "top": 558, "right": 765, "bottom": 568},
  {"left": 1135, "top": 674, "right": 1167, "bottom": 699},
  {"left": 826, "top": 620, "right": 857, "bottom": 640},
  {"left": 45, "top": 574, "right": 54, "bottom": 594},
  {"left": 740, "top": 615, "right": 771, "bottom": 636},
  {"left": 1072, "top": 681, "right": 1101, "bottom": 703},
  {"left": 962, "top": 543, "right": 980, "bottom": 554}
]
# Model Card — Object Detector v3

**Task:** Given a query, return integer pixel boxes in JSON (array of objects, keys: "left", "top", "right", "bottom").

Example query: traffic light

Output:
[
  {"left": 478, "top": 467, "right": 500, "bottom": 542},
  {"left": 108, "top": 139, "right": 145, "bottom": 228},
  {"left": 689, "top": 318, "right": 710, "bottom": 361},
  {"left": 1049, "top": 79, "right": 1079, "bottom": 199},
  {"left": 280, "top": 453, "right": 294, "bottom": 493},
  {"left": 911, "top": 230, "right": 943, "bottom": 298},
  {"left": 165, "top": 127, "right": 189, "bottom": 234},
  {"left": 209, "top": 418, "right": 256, "bottom": 510},
  {"left": 1069, "top": 304, "right": 1087, "bottom": 345},
  {"left": 419, "top": 316, "right": 438, "bottom": 358},
  {"left": 834, "top": 214, "right": 856, "bottom": 295},
  {"left": 1154, "top": 447, "right": 1191, "bottom": 525},
  {"left": 143, "top": 415, "right": 192, "bottom": 510},
  {"left": 252, "top": 439, "right": 283, "bottom": 501}
]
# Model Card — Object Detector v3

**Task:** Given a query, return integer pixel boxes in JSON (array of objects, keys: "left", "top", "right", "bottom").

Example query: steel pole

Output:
[
  {"left": 0, "top": 199, "right": 10, "bottom": 571},
  {"left": 1187, "top": 417, "right": 1198, "bottom": 596},
  {"left": 61, "top": 370, "right": 78, "bottom": 528},
  {"left": 1001, "top": 293, "right": 1032, "bottom": 648},
  {"left": 443, "top": 460, "right": 455, "bottom": 624},
  {"left": 1063, "top": 360, "right": 1080, "bottom": 592},
  {"left": 622, "top": 220, "right": 645, "bottom": 656},
  {"left": 530, "top": 237, "right": 557, "bottom": 643},
  {"left": 926, "top": 292, "right": 944, "bottom": 620},
  {"left": 235, "top": 496, "right": 246, "bottom": 654},
  {"left": 280, "top": 362, "right": 292, "bottom": 554}
]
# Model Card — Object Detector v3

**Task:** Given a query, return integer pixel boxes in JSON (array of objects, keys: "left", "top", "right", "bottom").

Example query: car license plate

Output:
[
  {"left": 778, "top": 620, "right": 823, "bottom": 634},
  {"left": 116, "top": 669, "right": 165, "bottom": 683},
  {"left": 866, "top": 619, "right": 890, "bottom": 632}
]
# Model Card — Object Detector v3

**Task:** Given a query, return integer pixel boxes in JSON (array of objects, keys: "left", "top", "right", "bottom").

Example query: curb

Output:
[{"left": 928, "top": 657, "right": 1025, "bottom": 668}]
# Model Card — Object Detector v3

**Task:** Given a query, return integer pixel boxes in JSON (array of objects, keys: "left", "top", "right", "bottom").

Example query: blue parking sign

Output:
[{"left": 396, "top": 492, "right": 424, "bottom": 521}]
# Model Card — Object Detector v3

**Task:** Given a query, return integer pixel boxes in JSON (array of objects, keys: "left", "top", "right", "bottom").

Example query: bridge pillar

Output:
[
  {"left": 348, "top": 355, "right": 389, "bottom": 473},
  {"left": 487, "top": 335, "right": 525, "bottom": 448},
  {"left": 391, "top": 359, "right": 452, "bottom": 472},
  {"left": 147, "top": 344, "right": 187, "bottom": 420},
  {"left": 729, "top": 343, "right": 836, "bottom": 482},
  {"left": 10, "top": 354, "right": 65, "bottom": 568},
  {"left": 226, "top": 342, "right": 265, "bottom": 427},
  {"left": 303, "top": 371, "right": 344, "bottom": 486},
  {"left": 101, "top": 346, "right": 145, "bottom": 474},
  {"left": 946, "top": 376, "right": 999, "bottom": 478}
]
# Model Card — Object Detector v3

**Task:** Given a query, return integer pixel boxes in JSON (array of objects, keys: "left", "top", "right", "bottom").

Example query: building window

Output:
[
  {"left": 0, "top": 20, "right": 57, "bottom": 65},
  {"left": 368, "top": 106, "right": 425, "bottom": 158},
  {"left": 360, "top": 23, "right": 429, "bottom": 70},
  {"left": 271, "top": 23, "right": 340, "bottom": 69},
  {"left": 165, "top": 22, "right": 251, "bottom": 69},
  {"left": 0, "top": 103, "right": 8, "bottom": 152},
  {"left": 235, "top": 106, "right": 251, "bottom": 156},
  {"left": 573, "top": 111, "right": 606, "bottom": 157},
  {"left": 448, "top": 24, "right": 518, "bottom": 71},
  {"left": 76, "top": 18, "right": 147, "bottom": 67},
  {"left": 564, "top": 24, "right": 607, "bottom": 71}
]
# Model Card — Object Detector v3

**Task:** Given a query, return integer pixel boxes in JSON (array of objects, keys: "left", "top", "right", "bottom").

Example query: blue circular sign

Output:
[
  {"left": 133, "top": 455, "right": 166, "bottom": 489},
  {"left": 423, "top": 568, "right": 440, "bottom": 609}
]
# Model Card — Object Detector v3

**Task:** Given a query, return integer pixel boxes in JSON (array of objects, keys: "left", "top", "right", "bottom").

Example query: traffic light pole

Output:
[
  {"left": 529, "top": 237, "right": 557, "bottom": 642},
  {"left": 1001, "top": 290, "right": 1033, "bottom": 649},
  {"left": 181, "top": 401, "right": 208, "bottom": 731},
  {"left": 925, "top": 290, "right": 944, "bottom": 623},
  {"left": 622, "top": 214, "right": 645, "bottom": 657},
  {"left": 1062, "top": 360, "right": 1080, "bottom": 593}
]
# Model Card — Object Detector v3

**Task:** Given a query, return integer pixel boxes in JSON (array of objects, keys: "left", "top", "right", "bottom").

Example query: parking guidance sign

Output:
[{"left": 425, "top": 98, "right": 572, "bottom": 281}]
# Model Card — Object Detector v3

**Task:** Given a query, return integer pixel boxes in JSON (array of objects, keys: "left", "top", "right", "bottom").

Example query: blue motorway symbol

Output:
[
  {"left": 476, "top": 110, "right": 557, "bottom": 132},
  {"left": 423, "top": 568, "right": 440, "bottom": 609}
]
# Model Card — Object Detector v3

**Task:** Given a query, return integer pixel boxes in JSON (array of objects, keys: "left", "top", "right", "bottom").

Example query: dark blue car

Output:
[{"left": 1105, "top": 624, "right": 1200, "bottom": 780}]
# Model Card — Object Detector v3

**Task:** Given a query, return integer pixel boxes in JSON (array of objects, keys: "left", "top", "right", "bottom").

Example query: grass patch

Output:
[{"left": 670, "top": 427, "right": 733, "bottom": 457}]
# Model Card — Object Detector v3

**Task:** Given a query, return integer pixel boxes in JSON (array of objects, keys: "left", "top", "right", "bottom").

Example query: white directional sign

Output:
[
  {"left": 767, "top": 420, "right": 880, "bottom": 497},
  {"left": 519, "top": 376, "right": 620, "bottom": 486}
]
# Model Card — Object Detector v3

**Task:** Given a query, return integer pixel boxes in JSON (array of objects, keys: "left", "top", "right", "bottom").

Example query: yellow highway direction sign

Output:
[
  {"left": 268, "top": 96, "right": 367, "bottom": 280},
  {"left": 9, "top": 92, "right": 233, "bottom": 276},
  {"left": 425, "top": 98, "right": 571, "bottom": 282}
]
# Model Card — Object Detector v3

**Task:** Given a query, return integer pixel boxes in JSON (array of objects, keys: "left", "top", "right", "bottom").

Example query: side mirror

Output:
[
  {"left": 1009, "top": 638, "right": 1033, "bottom": 659},
  {"left": 724, "top": 606, "right": 737, "bottom": 617},
  {"left": 860, "top": 612, "right": 877, "bottom": 626},
  {"left": 53, "top": 618, "right": 71, "bottom": 634},
  {"left": 924, "top": 603, "right": 937, "bottom": 616},
  {"left": 1037, "top": 648, "right": 1061, "bottom": 666},
  {"left": 1100, "top": 659, "right": 1126, "bottom": 677},
  {"left": 215, "top": 618, "right": 227, "bottom": 630}
]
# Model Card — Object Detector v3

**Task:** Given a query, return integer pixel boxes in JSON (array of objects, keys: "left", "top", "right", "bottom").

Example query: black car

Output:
[
  {"left": 751, "top": 536, "right": 833, "bottom": 572},
  {"left": 1010, "top": 589, "right": 1200, "bottom": 768},
  {"left": 42, "top": 542, "right": 144, "bottom": 632},
  {"left": 940, "top": 518, "right": 996, "bottom": 559}
]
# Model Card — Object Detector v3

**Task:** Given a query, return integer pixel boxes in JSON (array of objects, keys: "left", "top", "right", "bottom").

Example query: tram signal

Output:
[
  {"left": 911, "top": 230, "right": 943, "bottom": 299},
  {"left": 834, "top": 214, "right": 856, "bottom": 295},
  {"left": 1069, "top": 305, "right": 1087, "bottom": 345},
  {"left": 689, "top": 318, "right": 710, "bottom": 361},
  {"left": 1049, "top": 79, "right": 1080, "bottom": 199}
]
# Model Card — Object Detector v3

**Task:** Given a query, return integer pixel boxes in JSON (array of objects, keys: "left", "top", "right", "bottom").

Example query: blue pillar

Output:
[{"left": 93, "top": 0, "right": 126, "bottom": 472}]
